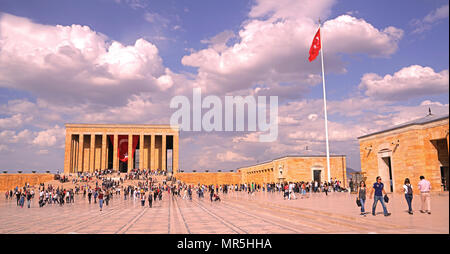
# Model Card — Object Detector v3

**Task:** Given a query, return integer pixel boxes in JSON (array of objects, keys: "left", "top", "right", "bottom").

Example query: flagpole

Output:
[{"left": 319, "top": 19, "right": 331, "bottom": 183}]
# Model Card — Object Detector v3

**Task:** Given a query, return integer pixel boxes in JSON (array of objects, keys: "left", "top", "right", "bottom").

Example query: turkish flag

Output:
[
  {"left": 308, "top": 28, "right": 321, "bottom": 62},
  {"left": 108, "top": 135, "right": 139, "bottom": 162},
  {"left": 117, "top": 136, "right": 128, "bottom": 162}
]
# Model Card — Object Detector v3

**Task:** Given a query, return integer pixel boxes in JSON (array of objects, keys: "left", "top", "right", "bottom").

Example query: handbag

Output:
[
  {"left": 384, "top": 194, "right": 389, "bottom": 203},
  {"left": 356, "top": 198, "right": 361, "bottom": 207}
]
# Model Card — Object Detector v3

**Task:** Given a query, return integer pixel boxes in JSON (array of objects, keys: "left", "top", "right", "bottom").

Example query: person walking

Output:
[
  {"left": 88, "top": 189, "right": 92, "bottom": 204},
  {"left": 26, "top": 191, "right": 33, "bottom": 208},
  {"left": 98, "top": 191, "right": 104, "bottom": 211},
  {"left": 418, "top": 176, "right": 431, "bottom": 214},
  {"left": 210, "top": 187, "right": 214, "bottom": 202},
  {"left": 19, "top": 192, "right": 25, "bottom": 208},
  {"left": 283, "top": 183, "right": 289, "bottom": 200},
  {"left": 403, "top": 178, "right": 413, "bottom": 215},
  {"left": 148, "top": 191, "right": 153, "bottom": 208},
  {"left": 105, "top": 190, "right": 110, "bottom": 206},
  {"left": 369, "top": 176, "right": 391, "bottom": 216},
  {"left": 141, "top": 192, "right": 146, "bottom": 207},
  {"left": 289, "top": 182, "right": 296, "bottom": 200},
  {"left": 94, "top": 189, "right": 98, "bottom": 204},
  {"left": 154, "top": 189, "right": 158, "bottom": 202},
  {"left": 16, "top": 190, "right": 21, "bottom": 206},
  {"left": 357, "top": 181, "right": 367, "bottom": 216}
]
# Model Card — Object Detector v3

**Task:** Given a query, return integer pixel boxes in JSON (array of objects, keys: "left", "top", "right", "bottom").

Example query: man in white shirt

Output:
[
  {"left": 418, "top": 176, "right": 431, "bottom": 214},
  {"left": 288, "top": 182, "right": 296, "bottom": 200}
]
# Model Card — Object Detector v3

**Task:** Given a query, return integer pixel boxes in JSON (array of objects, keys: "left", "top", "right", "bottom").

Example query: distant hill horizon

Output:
[{"left": 346, "top": 167, "right": 361, "bottom": 180}]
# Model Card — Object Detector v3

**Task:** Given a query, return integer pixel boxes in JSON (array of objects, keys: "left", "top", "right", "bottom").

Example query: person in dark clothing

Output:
[
  {"left": 105, "top": 191, "right": 110, "bottom": 206},
  {"left": 403, "top": 178, "right": 414, "bottom": 215},
  {"left": 19, "top": 192, "right": 25, "bottom": 208},
  {"left": 88, "top": 190, "right": 92, "bottom": 204},
  {"left": 59, "top": 192, "right": 64, "bottom": 206},
  {"left": 357, "top": 181, "right": 367, "bottom": 216},
  {"left": 148, "top": 192, "right": 153, "bottom": 208},
  {"left": 369, "top": 176, "right": 391, "bottom": 217},
  {"left": 26, "top": 191, "right": 32, "bottom": 208},
  {"left": 210, "top": 188, "right": 214, "bottom": 202},
  {"left": 16, "top": 191, "right": 21, "bottom": 206}
]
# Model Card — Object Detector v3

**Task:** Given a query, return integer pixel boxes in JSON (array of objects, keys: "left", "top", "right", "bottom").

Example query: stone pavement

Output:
[{"left": 0, "top": 191, "right": 447, "bottom": 234}]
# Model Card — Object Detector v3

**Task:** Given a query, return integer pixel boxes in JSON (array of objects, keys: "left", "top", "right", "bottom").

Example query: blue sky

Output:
[
  {"left": 2, "top": 0, "right": 447, "bottom": 103},
  {"left": 0, "top": 0, "right": 448, "bottom": 173}
]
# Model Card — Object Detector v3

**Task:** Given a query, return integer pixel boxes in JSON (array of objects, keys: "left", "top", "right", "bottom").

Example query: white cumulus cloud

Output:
[{"left": 359, "top": 65, "right": 449, "bottom": 101}]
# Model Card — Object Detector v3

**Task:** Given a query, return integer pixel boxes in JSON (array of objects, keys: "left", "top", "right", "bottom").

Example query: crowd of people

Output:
[
  {"left": 125, "top": 168, "right": 167, "bottom": 181},
  {"left": 3, "top": 170, "right": 435, "bottom": 219}
]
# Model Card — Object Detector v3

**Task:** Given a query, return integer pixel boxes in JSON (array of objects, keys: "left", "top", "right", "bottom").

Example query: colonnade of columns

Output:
[{"left": 64, "top": 132, "right": 179, "bottom": 174}]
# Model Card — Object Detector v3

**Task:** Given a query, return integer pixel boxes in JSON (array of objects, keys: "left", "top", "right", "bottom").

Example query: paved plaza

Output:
[{"left": 0, "top": 190, "right": 448, "bottom": 234}]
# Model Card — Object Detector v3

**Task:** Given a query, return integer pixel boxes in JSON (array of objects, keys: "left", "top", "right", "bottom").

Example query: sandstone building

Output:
[
  {"left": 175, "top": 155, "right": 347, "bottom": 186},
  {"left": 238, "top": 155, "right": 347, "bottom": 185},
  {"left": 358, "top": 113, "right": 449, "bottom": 193},
  {"left": 64, "top": 125, "right": 347, "bottom": 186},
  {"left": 64, "top": 124, "right": 179, "bottom": 174}
]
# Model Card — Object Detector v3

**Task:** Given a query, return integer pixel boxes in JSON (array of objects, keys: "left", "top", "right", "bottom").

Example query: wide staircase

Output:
[{"left": 37, "top": 172, "right": 172, "bottom": 190}]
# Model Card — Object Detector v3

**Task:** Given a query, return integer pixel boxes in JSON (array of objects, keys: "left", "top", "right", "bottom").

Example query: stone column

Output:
[
  {"left": 139, "top": 134, "right": 144, "bottom": 169},
  {"left": 113, "top": 134, "right": 118, "bottom": 172},
  {"left": 128, "top": 134, "right": 133, "bottom": 172},
  {"left": 78, "top": 134, "right": 84, "bottom": 172},
  {"left": 69, "top": 136, "right": 73, "bottom": 173},
  {"left": 150, "top": 135, "right": 155, "bottom": 171},
  {"left": 173, "top": 133, "right": 179, "bottom": 174},
  {"left": 162, "top": 134, "right": 166, "bottom": 172},
  {"left": 74, "top": 137, "right": 78, "bottom": 173},
  {"left": 447, "top": 133, "right": 449, "bottom": 156},
  {"left": 90, "top": 134, "right": 95, "bottom": 172},
  {"left": 101, "top": 134, "right": 107, "bottom": 170},
  {"left": 71, "top": 137, "right": 76, "bottom": 173},
  {"left": 64, "top": 132, "right": 72, "bottom": 174}
]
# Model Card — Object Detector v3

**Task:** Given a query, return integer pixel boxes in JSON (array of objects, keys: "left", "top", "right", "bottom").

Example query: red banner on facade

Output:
[{"left": 108, "top": 135, "right": 139, "bottom": 162}]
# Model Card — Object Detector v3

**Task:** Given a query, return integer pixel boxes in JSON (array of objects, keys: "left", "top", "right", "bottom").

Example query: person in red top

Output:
[
  {"left": 283, "top": 184, "right": 289, "bottom": 200},
  {"left": 98, "top": 191, "right": 104, "bottom": 211}
]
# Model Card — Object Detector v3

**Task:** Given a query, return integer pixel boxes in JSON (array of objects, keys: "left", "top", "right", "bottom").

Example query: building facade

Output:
[
  {"left": 358, "top": 114, "right": 449, "bottom": 193},
  {"left": 175, "top": 155, "right": 347, "bottom": 186},
  {"left": 237, "top": 155, "right": 347, "bottom": 186},
  {"left": 64, "top": 124, "right": 179, "bottom": 174}
]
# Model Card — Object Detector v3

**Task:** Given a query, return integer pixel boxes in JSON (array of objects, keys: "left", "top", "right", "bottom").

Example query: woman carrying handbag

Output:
[{"left": 357, "top": 181, "right": 367, "bottom": 216}]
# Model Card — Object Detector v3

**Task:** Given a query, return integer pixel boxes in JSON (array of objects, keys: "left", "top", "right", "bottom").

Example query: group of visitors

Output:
[
  {"left": 356, "top": 175, "right": 432, "bottom": 217},
  {"left": 3, "top": 170, "right": 436, "bottom": 220},
  {"left": 124, "top": 168, "right": 166, "bottom": 181},
  {"left": 5, "top": 187, "right": 34, "bottom": 208}
]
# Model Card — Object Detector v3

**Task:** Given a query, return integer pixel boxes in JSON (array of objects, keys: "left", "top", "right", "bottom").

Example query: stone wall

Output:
[
  {"left": 0, "top": 174, "right": 55, "bottom": 191},
  {"left": 174, "top": 172, "right": 242, "bottom": 185}
]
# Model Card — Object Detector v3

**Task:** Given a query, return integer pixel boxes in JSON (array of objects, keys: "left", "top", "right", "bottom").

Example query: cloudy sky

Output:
[{"left": 0, "top": 0, "right": 448, "bottom": 172}]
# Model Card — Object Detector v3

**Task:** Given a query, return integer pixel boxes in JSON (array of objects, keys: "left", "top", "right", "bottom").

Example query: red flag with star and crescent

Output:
[{"left": 308, "top": 28, "right": 321, "bottom": 62}]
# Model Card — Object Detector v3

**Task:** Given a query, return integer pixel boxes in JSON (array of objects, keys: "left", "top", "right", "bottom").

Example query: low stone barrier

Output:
[
  {"left": 174, "top": 172, "right": 242, "bottom": 185},
  {"left": 0, "top": 174, "right": 55, "bottom": 191}
]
